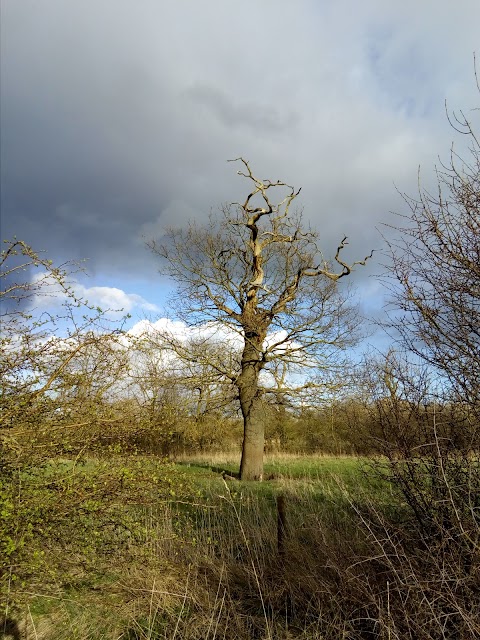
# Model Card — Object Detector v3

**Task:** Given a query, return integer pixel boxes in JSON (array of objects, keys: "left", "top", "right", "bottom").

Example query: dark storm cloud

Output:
[{"left": 1, "top": 0, "right": 479, "bottom": 291}]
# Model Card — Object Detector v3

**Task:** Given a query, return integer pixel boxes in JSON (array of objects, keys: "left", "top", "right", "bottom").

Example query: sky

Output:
[{"left": 1, "top": 0, "right": 479, "bottom": 343}]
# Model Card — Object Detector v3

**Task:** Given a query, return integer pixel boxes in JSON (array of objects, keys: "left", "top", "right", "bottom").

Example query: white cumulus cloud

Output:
[{"left": 29, "top": 272, "right": 159, "bottom": 318}]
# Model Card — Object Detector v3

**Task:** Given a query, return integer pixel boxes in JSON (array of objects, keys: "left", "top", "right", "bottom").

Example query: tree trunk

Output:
[
  {"left": 239, "top": 394, "right": 265, "bottom": 480},
  {"left": 237, "top": 328, "right": 266, "bottom": 481}
]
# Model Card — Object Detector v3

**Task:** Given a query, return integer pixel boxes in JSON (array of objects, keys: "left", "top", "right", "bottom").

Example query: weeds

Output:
[{"left": 2, "top": 452, "right": 478, "bottom": 638}]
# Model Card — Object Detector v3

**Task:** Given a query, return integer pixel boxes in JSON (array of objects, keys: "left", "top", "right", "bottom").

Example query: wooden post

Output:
[{"left": 277, "top": 494, "right": 286, "bottom": 558}]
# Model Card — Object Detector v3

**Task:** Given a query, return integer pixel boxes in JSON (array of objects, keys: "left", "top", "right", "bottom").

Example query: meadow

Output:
[{"left": 2, "top": 452, "right": 396, "bottom": 639}]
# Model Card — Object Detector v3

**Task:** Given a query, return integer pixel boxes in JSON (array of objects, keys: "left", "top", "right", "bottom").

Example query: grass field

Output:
[{"left": 3, "top": 453, "right": 397, "bottom": 639}]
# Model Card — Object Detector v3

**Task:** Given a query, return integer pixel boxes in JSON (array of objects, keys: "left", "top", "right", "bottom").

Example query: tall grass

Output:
[{"left": 5, "top": 453, "right": 478, "bottom": 638}]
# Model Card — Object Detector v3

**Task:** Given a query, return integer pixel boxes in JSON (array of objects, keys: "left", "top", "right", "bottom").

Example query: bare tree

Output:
[
  {"left": 383, "top": 86, "right": 480, "bottom": 429},
  {"left": 149, "top": 159, "right": 371, "bottom": 480},
  {"left": 354, "top": 73, "right": 480, "bottom": 638}
]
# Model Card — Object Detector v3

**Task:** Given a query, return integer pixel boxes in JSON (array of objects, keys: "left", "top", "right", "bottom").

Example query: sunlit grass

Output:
[{"left": 5, "top": 450, "right": 398, "bottom": 639}]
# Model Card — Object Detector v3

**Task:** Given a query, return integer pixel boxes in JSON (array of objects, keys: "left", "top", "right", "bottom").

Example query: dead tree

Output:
[{"left": 149, "top": 159, "right": 371, "bottom": 480}]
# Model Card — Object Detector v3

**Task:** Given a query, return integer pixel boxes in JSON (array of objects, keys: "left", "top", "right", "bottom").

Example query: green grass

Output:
[
  {"left": 175, "top": 452, "right": 391, "bottom": 502},
  {"left": 3, "top": 452, "right": 397, "bottom": 639}
]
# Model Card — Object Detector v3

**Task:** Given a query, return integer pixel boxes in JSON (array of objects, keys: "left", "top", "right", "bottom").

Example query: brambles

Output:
[{"left": 1, "top": 240, "right": 129, "bottom": 469}]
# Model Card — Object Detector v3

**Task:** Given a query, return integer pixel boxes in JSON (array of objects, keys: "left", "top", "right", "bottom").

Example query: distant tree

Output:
[{"left": 149, "top": 159, "right": 371, "bottom": 480}]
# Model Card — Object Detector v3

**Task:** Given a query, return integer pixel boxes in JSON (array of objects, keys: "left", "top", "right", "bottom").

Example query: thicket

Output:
[
  {"left": 0, "top": 242, "right": 202, "bottom": 628},
  {"left": 350, "top": 84, "right": 480, "bottom": 637}
]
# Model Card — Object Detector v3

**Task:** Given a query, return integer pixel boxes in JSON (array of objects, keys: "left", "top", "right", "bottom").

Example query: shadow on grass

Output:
[{"left": 175, "top": 460, "right": 240, "bottom": 480}]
